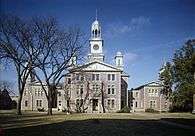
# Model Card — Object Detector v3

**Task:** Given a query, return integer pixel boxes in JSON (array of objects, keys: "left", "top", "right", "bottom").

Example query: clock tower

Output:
[{"left": 88, "top": 17, "right": 104, "bottom": 62}]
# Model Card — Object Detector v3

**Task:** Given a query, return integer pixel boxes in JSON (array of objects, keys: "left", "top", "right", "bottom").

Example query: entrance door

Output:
[{"left": 92, "top": 99, "right": 98, "bottom": 111}]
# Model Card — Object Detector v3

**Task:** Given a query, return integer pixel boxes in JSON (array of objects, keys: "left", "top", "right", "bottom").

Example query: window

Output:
[
  {"left": 148, "top": 88, "right": 158, "bottom": 97},
  {"left": 76, "top": 99, "right": 80, "bottom": 106},
  {"left": 58, "top": 92, "right": 61, "bottom": 97},
  {"left": 92, "top": 84, "right": 95, "bottom": 90},
  {"left": 155, "top": 90, "right": 158, "bottom": 96},
  {"left": 95, "top": 29, "right": 98, "bottom": 37},
  {"left": 80, "top": 85, "right": 83, "bottom": 94},
  {"left": 80, "top": 76, "right": 84, "bottom": 81},
  {"left": 41, "top": 91, "right": 43, "bottom": 96},
  {"left": 35, "top": 90, "right": 37, "bottom": 96},
  {"left": 148, "top": 89, "right": 151, "bottom": 93},
  {"left": 92, "top": 74, "right": 95, "bottom": 81},
  {"left": 76, "top": 85, "right": 84, "bottom": 95},
  {"left": 68, "top": 78, "right": 71, "bottom": 84},
  {"left": 25, "top": 100, "right": 28, "bottom": 107},
  {"left": 149, "top": 100, "right": 156, "bottom": 108},
  {"left": 107, "top": 85, "right": 111, "bottom": 94},
  {"left": 95, "top": 84, "right": 99, "bottom": 92},
  {"left": 76, "top": 99, "right": 83, "bottom": 106},
  {"left": 111, "top": 100, "right": 115, "bottom": 108},
  {"left": 36, "top": 100, "right": 42, "bottom": 107},
  {"left": 40, "top": 100, "right": 42, "bottom": 107},
  {"left": 92, "top": 74, "right": 99, "bottom": 81},
  {"left": 76, "top": 74, "right": 79, "bottom": 80},
  {"left": 59, "top": 101, "right": 62, "bottom": 106},
  {"left": 76, "top": 85, "right": 79, "bottom": 95},
  {"left": 38, "top": 91, "right": 40, "bottom": 96},
  {"left": 108, "top": 85, "right": 115, "bottom": 94},
  {"left": 108, "top": 74, "right": 115, "bottom": 81},
  {"left": 111, "top": 85, "right": 115, "bottom": 94},
  {"left": 108, "top": 74, "right": 111, "bottom": 81},
  {"left": 107, "top": 100, "right": 111, "bottom": 107},
  {"left": 112, "top": 74, "right": 115, "bottom": 81},
  {"left": 135, "top": 101, "right": 138, "bottom": 108},
  {"left": 96, "top": 74, "right": 99, "bottom": 81}
]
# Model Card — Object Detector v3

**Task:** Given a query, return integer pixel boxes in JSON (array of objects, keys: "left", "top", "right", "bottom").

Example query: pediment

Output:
[
  {"left": 147, "top": 82, "right": 162, "bottom": 87},
  {"left": 71, "top": 61, "right": 122, "bottom": 72}
]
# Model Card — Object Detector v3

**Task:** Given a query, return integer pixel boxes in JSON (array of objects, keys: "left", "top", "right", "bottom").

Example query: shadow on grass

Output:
[
  {"left": 4, "top": 118, "right": 195, "bottom": 136},
  {"left": 161, "top": 118, "right": 195, "bottom": 127}
]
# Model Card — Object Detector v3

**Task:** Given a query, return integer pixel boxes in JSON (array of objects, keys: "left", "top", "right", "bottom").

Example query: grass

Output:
[{"left": 0, "top": 110, "right": 195, "bottom": 136}]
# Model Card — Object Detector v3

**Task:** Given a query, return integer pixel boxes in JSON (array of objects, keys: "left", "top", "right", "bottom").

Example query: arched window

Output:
[
  {"left": 95, "top": 29, "right": 98, "bottom": 37},
  {"left": 92, "top": 30, "right": 95, "bottom": 37}
]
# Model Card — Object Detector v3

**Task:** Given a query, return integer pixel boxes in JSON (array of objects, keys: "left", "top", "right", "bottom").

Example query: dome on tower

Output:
[
  {"left": 91, "top": 20, "right": 100, "bottom": 30},
  {"left": 116, "top": 51, "right": 123, "bottom": 56}
]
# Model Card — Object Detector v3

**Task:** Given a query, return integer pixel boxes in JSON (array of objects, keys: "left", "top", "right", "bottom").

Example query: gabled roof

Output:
[
  {"left": 133, "top": 81, "right": 163, "bottom": 90},
  {"left": 69, "top": 60, "right": 123, "bottom": 72}
]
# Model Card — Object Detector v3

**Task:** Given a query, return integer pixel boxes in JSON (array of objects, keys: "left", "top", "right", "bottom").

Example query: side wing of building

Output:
[{"left": 131, "top": 82, "right": 170, "bottom": 112}]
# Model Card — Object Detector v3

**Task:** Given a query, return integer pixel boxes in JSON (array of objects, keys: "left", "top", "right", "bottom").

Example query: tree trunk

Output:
[
  {"left": 17, "top": 94, "right": 22, "bottom": 115},
  {"left": 17, "top": 74, "right": 22, "bottom": 115},
  {"left": 47, "top": 86, "right": 53, "bottom": 115},
  {"left": 101, "top": 82, "right": 105, "bottom": 113}
]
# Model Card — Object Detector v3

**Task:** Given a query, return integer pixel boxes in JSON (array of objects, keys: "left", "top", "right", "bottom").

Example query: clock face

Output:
[{"left": 93, "top": 44, "right": 99, "bottom": 50}]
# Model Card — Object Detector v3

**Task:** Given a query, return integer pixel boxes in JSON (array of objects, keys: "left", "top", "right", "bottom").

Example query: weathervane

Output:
[{"left": 96, "top": 9, "right": 98, "bottom": 20}]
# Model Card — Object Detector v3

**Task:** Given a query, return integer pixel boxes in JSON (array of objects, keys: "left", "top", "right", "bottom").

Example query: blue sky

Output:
[{"left": 0, "top": 0, "right": 195, "bottom": 91}]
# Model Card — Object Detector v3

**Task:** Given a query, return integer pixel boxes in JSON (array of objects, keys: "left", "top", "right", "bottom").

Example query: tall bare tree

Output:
[
  {"left": 31, "top": 17, "right": 84, "bottom": 115},
  {"left": 0, "top": 15, "right": 38, "bottom": 115}
]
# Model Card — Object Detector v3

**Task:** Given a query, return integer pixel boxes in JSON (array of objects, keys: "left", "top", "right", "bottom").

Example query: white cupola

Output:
[
  {"left": 88, "top": 12, "right": 104, "bottom": 62},
  {"left": 115, "top": 51, "right": 124, "bottom": 70}
]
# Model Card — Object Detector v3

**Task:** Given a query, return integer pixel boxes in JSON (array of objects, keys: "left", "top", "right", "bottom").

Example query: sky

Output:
[{"left": 0, "top": 0, "right": 195, "bottom": 92}]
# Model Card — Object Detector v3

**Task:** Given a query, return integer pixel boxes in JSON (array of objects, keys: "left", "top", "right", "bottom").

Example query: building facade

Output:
[
  {"left": 21, "top": 17, "right": 129, "bottom": 113},
  {"left": 131, "top": 82, "right": 170, "bottom": 112}
]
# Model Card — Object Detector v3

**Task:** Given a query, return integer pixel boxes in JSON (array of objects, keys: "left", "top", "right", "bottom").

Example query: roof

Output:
[
  {"left": 132, "top": 81, "right": 163, "bottom": 90},
  {"left": 121, "top": 71, "right": 130, "bottom": 77}
]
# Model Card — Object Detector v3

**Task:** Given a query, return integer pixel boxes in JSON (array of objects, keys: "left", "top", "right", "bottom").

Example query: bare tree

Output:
[
  {"left": 31, "top": 17, "right": 84, "bottom": 115},
  {"left": 0, "top": 15, "right": 38, "bottom": 115},
  {"left": 69, "top": 71, "right": 107, "bottom": 113},
  {"left": 100, "top": 82, "right": 106, "bottom": 113}
]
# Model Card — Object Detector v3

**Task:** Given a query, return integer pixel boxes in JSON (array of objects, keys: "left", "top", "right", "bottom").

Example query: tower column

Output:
[{"left": 88, "top": 17, "right": 104, "bottom": 62}]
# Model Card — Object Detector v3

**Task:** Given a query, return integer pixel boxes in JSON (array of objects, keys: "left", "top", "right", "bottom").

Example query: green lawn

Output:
[{"left": 0, "top": 110, "right": 195, "bottom": 136}]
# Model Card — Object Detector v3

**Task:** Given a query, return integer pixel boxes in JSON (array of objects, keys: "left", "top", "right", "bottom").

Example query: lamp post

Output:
[{"left": 159, "top": 94, "right": 163, "bottom": 113}]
